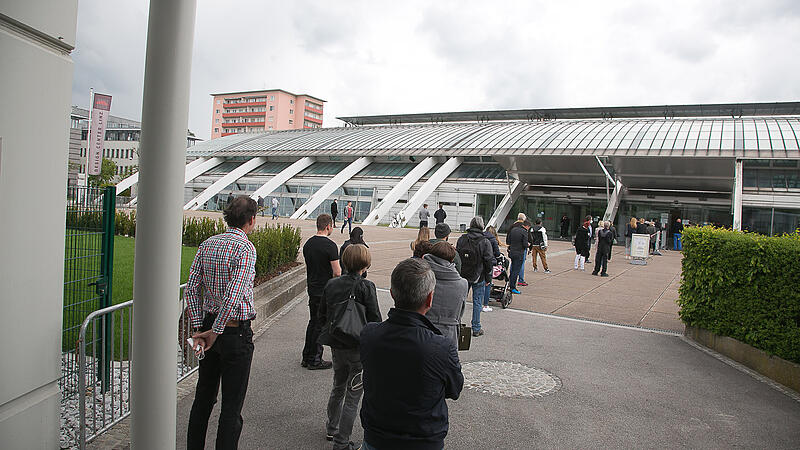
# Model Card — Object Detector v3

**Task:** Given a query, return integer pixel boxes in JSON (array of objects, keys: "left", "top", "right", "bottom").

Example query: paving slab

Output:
[{"left": 175, "top": 291, "right": 800, "bottom": 449}]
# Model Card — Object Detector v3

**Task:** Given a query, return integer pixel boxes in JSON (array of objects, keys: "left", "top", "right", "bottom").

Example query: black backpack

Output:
[{"left": 458, "top": 234, "right": 485, "bottom": 282}]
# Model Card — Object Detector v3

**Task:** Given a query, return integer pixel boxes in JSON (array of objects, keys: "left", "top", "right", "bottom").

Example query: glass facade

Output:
[
  {"left": 743, "top": 159, "right": 800, "bottom": 189},
  {"left": 743, "top": 207, "right": 800, "bottom": 236}
]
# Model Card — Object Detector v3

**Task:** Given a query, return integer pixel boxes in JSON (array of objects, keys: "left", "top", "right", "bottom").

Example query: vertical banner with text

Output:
[{"left": 87, "top": 93, "right": 112, "bottom": 175}]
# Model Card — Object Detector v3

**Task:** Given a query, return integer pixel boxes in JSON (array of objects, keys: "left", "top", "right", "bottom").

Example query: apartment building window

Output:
[
  {"left": 217, "top": 99, "right": 221, "bottom": 104},
  {"left": 269, "top": 105, "right": 274, "bottom": 111},
  {"left": 216, "top": 109, "right": 219, "bottom": 113},
  {"left": 215, "top": 118, "right": 219, "bottom": 123},
  {"left": 215, "top": 128, "right": 219, "bottom": 133},
  {"left": 289, "top": 119, "right": 293, "bottom": 125},
  {"left": 268, "top": 126, "right": 273, "bottom": 130},
  {"left": 270, "top": 95, "right": 274, "bottom": 101},
  {"left": 289, "top": 109, "right": 293, "bottom": 114},
  {"left": 268, "top": 117, "right": 274, "bottom": 122}
]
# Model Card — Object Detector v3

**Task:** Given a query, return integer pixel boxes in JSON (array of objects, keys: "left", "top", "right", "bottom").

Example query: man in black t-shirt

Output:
[{"left": 302, "top": 214, "right": 341, "bottom": 370}]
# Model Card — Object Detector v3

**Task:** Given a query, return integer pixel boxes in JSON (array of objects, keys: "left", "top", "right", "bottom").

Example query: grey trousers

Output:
[{"left": 326, "top": 347, "right": 363, "bottom": 449}]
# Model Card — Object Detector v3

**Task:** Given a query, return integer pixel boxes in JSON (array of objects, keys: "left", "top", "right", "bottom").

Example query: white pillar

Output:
[
  {"left": 362, "top": 157, "right": 438, "bottom": 226},
  {"left": 733, "top": 159, "right": 743, "bottom": 231},
  {"left": 184, "top": 157, "right": 266, "bottom": 210},
  {"left": 249, "top": 156, "right": 315, "bottom": 200},
  {"left": 395, "top": 157, "right": 463, "bottom": 228},
  {"left": 290, "top": 157, "right": 373, "bottom": 220},
  {"left": 602, "top": 179, "right": 625, "bottom": 223},
  {"left": 130, "top": 1, "right": 196, "bottom": 449},
  {"left": 486, "top": 179, "right": 525, "bottom": 229}
]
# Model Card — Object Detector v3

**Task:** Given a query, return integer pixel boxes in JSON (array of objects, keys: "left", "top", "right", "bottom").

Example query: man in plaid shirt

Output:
[{"left": 186, "top": 196, "right": 258, "bottom": 450}]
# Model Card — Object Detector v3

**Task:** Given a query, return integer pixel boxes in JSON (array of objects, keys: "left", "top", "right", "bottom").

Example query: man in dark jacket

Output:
[
  {"left": 360, "top": 258, "right": 464, "bottom": 450},
  {"left": 592, "top": 222, "right": 614, "bottom": 277},
  {"left": 456, "top": 216, "right": 494, "bottom": 337},
  {"left": 507, "top": 219, "right": 530, "bottom": 294},
  {"left": 330, "top": 199, "right": 338, "bottom": 228},
  {"left": 434, "top": 203, "right": 447, "bottom": 224}
]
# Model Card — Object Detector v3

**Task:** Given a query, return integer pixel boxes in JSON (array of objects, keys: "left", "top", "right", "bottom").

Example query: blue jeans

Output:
[
  {"left": 673, "top": 233, "right": 682, "bottom": 250},
  {"left": 509, "top": 251, "right": 523, "bottom": 290},
  {"left": 471, "top": 281, "right": 485, "bottom": 332},
  {"left": 519, "top": 251, "right": 527, "bottom": 281},
  {"left": 483, "top": 282, "right": 492, "bottom": 306},
  {"left": 341, "top": 217, "right": 352, "bottom": 234},
  {"left": 271, "top": 207, "right": 277, "bottom": 219}
]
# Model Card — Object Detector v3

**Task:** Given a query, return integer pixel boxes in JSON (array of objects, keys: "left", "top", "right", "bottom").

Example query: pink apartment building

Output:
[{"left": 210, "top": 89, "right": 325, "bottom": 139}]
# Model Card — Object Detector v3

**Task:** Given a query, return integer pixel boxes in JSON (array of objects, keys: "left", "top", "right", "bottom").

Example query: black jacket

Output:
[
  {"left": 360, "top": 308, "right": 464, "bottom": 450},
  {"left": 483, "top": 230, "right": 501, "bottom": 264},
  {"left": 596, "top": 228, "right": 614, "bottom": 253},
  {"left": 434, "top": 208, "right": 447, "bottom": 224},
  {"left": 331, "top": 201, "right": 338, "bottom": 216},
  {"left": 674, "top": 221, "right": 684, "bottom": 233},
  {"left": 455, "top": 228, "right": 494, "bottom": 283},
  {"left": 506, "top": 223, "right": 528, "bottom": 255},
  {"left": 317, "top": 274, "right": 381, "bottom": 349},
  {"left": 574, "top": 226, "right": 590, "bottom": 252},
  {"left": 636, "top": 222, "right": 648, "bottom": 234}
]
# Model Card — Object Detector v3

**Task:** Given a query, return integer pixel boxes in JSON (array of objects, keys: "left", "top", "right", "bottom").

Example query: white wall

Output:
[{"left": 0, "top": 2, "right": 77, "bottom": 448}]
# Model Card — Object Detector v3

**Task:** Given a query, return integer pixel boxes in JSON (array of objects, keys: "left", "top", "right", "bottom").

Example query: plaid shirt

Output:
[{"left": 185, "top": 227, "right": 256, "bottom": 334}]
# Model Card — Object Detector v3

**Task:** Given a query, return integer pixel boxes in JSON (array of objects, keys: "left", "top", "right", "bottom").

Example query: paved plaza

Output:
[
  {"left": 186, "top": 211, "right": 684, "bottom": 332},
  {"left": 175, "top": 290, "right": 800, "bottom": 448}
]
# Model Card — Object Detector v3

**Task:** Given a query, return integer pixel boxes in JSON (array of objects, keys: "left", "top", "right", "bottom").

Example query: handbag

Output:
[
  {"left": 329, "top": 279, "right": 368, "bottom": 345},
  {"left": 458, "top": 323, "right": 471, "bottom": 351}
]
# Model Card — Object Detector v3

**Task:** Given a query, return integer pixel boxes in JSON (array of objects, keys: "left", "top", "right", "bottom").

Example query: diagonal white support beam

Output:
[
  {"left": 126, "top": 156, "right": 224, "bottom": 207},
  {"left": 116, "top": 157, "right": 200, "bottom": 194},
  {"left": 595, "top": 155, "right": 615, "bottom": 184},
  {"left": 361, "top": 157, "right": 438, "bottom": 226},
  {"left": 602, "top": 179, "right": 625, "bottom": 223},
  {"left": 184, "top": 157, "right": 267, "bottom": 210},
  {"left": 249, "top": 157, "right": 315, "bottom": 201},
  {"left": 290, "top": 157, "right": 373, "bottom": 220},
  {"left": 394, "top": 157, "right": 463, "bottom": 228},
  {"left": 486, "top": 179, "right": 525, "bottom": 230}
]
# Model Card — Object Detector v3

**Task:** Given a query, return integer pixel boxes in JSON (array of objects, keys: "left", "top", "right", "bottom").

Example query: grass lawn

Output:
[{"left": 111, "top": 235, "right": 198, "bottom": 305}]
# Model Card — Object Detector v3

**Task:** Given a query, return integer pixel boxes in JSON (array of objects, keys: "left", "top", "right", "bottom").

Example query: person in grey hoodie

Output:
[
  {"left": 418, "top": 204, "right": 430, "bottom": 228},
  {"left": 424, "top": 241, "right": 468, "bottom": 345}
]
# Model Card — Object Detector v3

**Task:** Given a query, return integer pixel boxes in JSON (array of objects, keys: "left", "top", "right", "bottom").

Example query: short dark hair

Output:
[
  {"left": 434, "top": 222, "right": 451, "bottom": 239},
  {"left": 429, "top": 241, "right": 456, "bottom": 262},
  {"left": 523, "top": 219, "right": 532, "bottom": 227},
  {"left": 391, "top": 258, "right": 435, "bottom": 311},
  {"left": 534, "top": 218, "right": 542, "bottom": 225},
  {"left": 412, "top": 240, "right": 433, "bottom": 258},
  {"left": 316, "top": 214, "right": 332, "bottom": 231},
  {"left": 223, "top": 196, "right": 257, "bottom": 228}
]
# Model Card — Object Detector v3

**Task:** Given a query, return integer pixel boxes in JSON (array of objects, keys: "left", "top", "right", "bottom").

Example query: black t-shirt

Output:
[{"left": 303, "top": 235, "right": 339, "bottom": 296}]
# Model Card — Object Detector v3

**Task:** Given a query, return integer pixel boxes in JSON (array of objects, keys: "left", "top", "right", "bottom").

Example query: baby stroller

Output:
[{"left": 488, "top": 253, "right": 513, "bottom": 308}]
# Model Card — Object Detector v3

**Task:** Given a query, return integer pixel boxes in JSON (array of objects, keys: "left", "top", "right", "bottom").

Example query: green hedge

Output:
[
  {"left": 678, "top": 226, "right": 800, "bottom": 363},
  {"left": 69, "top": 211, "right": 301, "bottom": 278},
  {"left": 249, "top": 224, "right": 302, "bottom": 277}
]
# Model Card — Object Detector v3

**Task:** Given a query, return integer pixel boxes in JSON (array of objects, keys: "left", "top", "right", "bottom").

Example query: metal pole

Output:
[
  {"left": 130, "top": 2, "right": 197, "bottom": 449},
  {"left": 732, "top": 159, "right": 743, "bottom": 231}
]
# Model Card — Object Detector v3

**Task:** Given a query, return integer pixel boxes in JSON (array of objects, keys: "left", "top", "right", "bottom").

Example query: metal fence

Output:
[
  {"left": 74, "top": 284, "right": 199, "bottom": 449},
  {"left": 63, "top": 185, "right": 115, "bottom": 400}
]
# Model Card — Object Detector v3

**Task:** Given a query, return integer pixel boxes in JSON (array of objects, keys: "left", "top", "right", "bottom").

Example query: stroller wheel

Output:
[{"left": 501, "top": 289, "right": 512, "bottom": 308}]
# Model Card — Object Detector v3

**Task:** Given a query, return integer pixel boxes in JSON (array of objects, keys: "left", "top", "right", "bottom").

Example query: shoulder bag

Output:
[{"left": 329, "top": 279, "right": 368, "bottom": 345}]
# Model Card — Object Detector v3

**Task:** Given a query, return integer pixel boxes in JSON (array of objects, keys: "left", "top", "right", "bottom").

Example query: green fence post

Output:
[{"left": 99, "top": 186, "right": 116, "bottom": 392}]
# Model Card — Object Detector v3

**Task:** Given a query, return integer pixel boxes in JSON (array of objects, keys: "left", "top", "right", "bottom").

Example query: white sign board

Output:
[
  {"left": 87, "top": 93, "right": 112, "bottom": 175},
  {"left": 631, "top": 233, "right": 650, "bottom": 258}
]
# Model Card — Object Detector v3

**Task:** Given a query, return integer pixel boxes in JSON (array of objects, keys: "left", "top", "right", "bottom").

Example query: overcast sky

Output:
[{"left": 71, "top": 0, "right": 800, "bottom": 141}]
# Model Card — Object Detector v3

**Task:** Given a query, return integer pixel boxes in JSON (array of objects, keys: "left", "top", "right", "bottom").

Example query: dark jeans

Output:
[
  {"left": 187, "top": 315, "right": 254, "bottom": 450},
  {"left": 509, "top": 251, "right": 523, "bottom": 290},
  {"left": 332, "top": 213, "right": 337, "bottom": 227},
  {"left": 326, "top": 347, "right": 364, "bottom": 449},
  {"left": 420, "top": 220, "right": 428, "bottom": 228},
  {"left": 592, "top": 249, "right": 608, "bottom": 275},
  {"left": 341, "top": 217, "right": 352, "bottom": 234},
  {"left": 302, "top": 294, "right": 324, "bottom": 365}
]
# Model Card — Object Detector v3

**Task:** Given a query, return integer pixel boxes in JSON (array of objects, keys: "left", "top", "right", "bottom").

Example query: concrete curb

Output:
[
  {"left": 86, "top": 264, "right": 307, "bottom": 450},
  {"left": 685, "top": 325, "right": 800, "bottom": 395}
]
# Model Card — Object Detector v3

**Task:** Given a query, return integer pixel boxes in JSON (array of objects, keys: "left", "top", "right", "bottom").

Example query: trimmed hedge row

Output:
[
  {"left": 678, "top": 227, "right": 800, "bottom": 363},
  {"left": 70, "top": 211, "right": 301, "bottom": 278}
]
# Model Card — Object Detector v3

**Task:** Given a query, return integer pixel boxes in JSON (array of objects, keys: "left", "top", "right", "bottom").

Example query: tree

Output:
[{"left": 88, "top": 158, "right": 117, "bottom": 187}]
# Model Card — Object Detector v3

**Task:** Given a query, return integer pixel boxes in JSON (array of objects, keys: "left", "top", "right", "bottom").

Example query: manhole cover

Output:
[{"left": 462, "top": 360, "right": 561, "bottom": 398}]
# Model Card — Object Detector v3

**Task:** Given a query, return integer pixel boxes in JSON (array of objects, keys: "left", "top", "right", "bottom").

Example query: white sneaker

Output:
[
  {"left": 544, "top": 270, "right": 552, "bottom": 274},
  {"left": 482, "top": 306, "right": 493, "bottom": 312}
]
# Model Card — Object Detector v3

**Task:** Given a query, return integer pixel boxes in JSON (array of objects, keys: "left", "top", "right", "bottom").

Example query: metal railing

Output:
[{"left": 75, "top": 284, "right": 197, "bottom": 449}]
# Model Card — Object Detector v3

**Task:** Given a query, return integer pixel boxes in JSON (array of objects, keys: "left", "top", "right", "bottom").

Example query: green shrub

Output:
[
  {"left": 678, "top": 226, "right": 800, "bottom": 363},
  {"left": 182, "top": 217, "right": 226, "bottom": 246},
  {"left": 249, "top": 224, "right": 301, "bottom": 278}
]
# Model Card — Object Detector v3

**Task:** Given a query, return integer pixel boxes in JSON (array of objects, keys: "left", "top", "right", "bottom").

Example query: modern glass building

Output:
[{"left": 117, "top": 101, "right": 800, "bottom": 237}]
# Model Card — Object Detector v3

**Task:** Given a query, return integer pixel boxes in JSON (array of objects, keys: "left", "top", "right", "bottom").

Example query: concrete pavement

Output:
[{"left": 176, "top": 290, "right": 800, "bottom": 449}]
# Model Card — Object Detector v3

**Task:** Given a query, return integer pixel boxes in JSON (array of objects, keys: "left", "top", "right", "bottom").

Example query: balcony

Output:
[
  {"left": 303, "top": 115, "right": 322, "bottom": 124},
  {"left": 222, "top": 111, "right": 266, "bottom": 118},
  {"left": 223, "top": 101, "right": 266, "bottom": 109},
  {"left": 222, "top": 122, "right": 265, "bottom": 128},
  {"left": 305, "top": 105, "right": 323, "bottom": 115}
]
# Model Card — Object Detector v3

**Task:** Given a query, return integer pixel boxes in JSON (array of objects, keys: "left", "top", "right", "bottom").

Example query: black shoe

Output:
[
  {"left": 601, "top": 273, "right": 609, "bottom": 277},
  {"left": 301, "top": 361, "right": 308, "bottom": 368},
  {"left": 326, "top": 434, "right": 334, "bottom": 441},
  {"left": 591, "top": 272, "right": 598, "bottom": 276},
  {"left": 337, "top": 442, "right": 361, "bottom": 450},
  {"left": 472, "top": 329, "right": 484, "bottom": 337},
  {"left": 307, "top": 360, "right": 333, "bottom": 370}
]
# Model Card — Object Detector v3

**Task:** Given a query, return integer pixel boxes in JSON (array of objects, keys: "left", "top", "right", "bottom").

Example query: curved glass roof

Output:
[{"left": 187, "top": 117, "right": 800, "bottom": 159}]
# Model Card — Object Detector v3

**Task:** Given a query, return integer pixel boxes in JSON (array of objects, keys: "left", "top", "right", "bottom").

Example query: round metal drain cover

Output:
[{"left": 462, "top": 360, "right": 561, "bottom": 398}]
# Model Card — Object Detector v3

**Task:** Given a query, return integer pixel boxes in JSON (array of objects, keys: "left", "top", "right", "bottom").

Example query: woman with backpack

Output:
[{"left": 317, "top": 244, "right": 382, "bottom": 450}]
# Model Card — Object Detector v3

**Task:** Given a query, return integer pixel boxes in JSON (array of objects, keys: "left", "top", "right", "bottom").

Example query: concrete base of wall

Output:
[
  {"left": 685, "top": 325, "right": 800, "bottom": 394},
  {"left": 86, "top": 264, "right": 307, "bottom": 450}
]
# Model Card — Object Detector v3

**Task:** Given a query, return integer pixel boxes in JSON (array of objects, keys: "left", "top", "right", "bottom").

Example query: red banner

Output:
[{"left": 87, "top": 93, "right": 112, "bottom": 175}]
